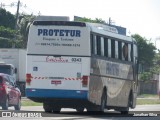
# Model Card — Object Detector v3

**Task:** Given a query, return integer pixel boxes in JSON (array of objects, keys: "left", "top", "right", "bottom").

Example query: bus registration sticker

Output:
[{"left": 51, "top": 80, "right": 61, "bottom": 85}]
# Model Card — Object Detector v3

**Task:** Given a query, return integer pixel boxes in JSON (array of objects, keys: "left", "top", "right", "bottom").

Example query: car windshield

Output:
[
  {"left": 0, "top": 76, "right": 3, "bottom": 84},
  {"left": 0, "top": 66, "right": 11, "bottom": 75}
]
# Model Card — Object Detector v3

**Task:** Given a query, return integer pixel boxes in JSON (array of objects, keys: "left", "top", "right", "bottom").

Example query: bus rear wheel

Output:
[
  {"left": 76, "top": 107, "right": 84, "bottom": 112},
  {"left": 52, "top": 107, "right": 61, "bottom": 113},
  {"left": 43, "top": 102, "right": 52, "bottom": 113},
  {"left": 120, "top": 93, "right": 131, "bottom": 115}
]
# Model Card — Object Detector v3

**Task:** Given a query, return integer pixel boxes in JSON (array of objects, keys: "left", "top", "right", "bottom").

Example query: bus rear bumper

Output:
[{"left": 25, "top": 88, "right": 88, "bottom": 100}]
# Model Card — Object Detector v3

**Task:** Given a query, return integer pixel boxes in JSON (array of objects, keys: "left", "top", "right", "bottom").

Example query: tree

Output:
[
  {"left": 74, "top": 16, "right": 106, "bottom": 24},
  {"left": 0, "top": 26, "right": 15, "bottom": 38},
  {"left": 0, "top": 26, "right": 16, "bottom": 48},
  {"left": 151, "top": 52, "right": 160, "bottom": 74},
  {"left": 0, "top": 8, "right": 15, "bottom": 29},
  {"left": 132, "top": 34, "right": 156, "bottom": 69},
  {"left": 17, "top": 15, "right": 35, "bottom": 48},
  {"left": 132, "top": 34, "right": 157, "bottom": 81},
  {"left": 0, "top": 8, "right": 17, "bottom": 48}
]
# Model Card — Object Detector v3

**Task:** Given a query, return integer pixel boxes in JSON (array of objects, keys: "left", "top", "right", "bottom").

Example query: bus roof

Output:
[
  {"left": 35, "top": 16, "right": 70, "bottom": 21},
  {"left": 86, "top": 22, "right": 135, "bottom": 43}
]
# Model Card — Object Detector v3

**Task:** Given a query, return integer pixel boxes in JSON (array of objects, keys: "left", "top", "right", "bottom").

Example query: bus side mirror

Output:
[{"left": 15, "top": 68, "right": 17, "bottom": 74}]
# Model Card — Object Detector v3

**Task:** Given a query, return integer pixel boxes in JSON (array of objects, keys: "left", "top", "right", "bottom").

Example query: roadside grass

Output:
[
  {"left": 137, "top": 94, "right": 160, "bottom": 105},
  {"left": 21, "top": 94, "right": 160, "bottom": 106},
  {"left": 136, "top": 99, "right": 160, "bottom": 105},
  {"left": 137, "top": 94, "right": 159, "bottom": 99},
  {"left": 21, "top": 100, "right": 42, "bottom": 106}
]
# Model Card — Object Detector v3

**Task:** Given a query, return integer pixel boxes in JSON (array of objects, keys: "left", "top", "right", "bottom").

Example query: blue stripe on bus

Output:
[{"left": 25, "top": 88, "right": 88, "bottom": 99}]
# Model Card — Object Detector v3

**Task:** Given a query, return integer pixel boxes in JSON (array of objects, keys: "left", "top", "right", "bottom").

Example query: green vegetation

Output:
[
  {"left": 74, "top": 16, "right": 106, "bottom": 24},
  {"left": 0, "top": 8, "right": 15, "bottom": 29},
  {"left": 137, "top": 99, "right": 160, "bottom": 105},
  {"left": 138, "top": 94, "right": 159, "bottom": 98},
  {"left": 21, "top": 100, "right": 42, "bottom": 106},
  {"left": 0, "top": 8, "right": 35, "bottom": 48},
  {"left": 137, "top": 94, "right": 160, "bottom": 105}
]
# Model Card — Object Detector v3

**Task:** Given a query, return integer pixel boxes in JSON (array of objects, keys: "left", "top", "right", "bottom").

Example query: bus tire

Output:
[
  {"left": 87, "top": 106, "right": 98, "bottom": 113},
  {"left": 43, "top": 102, "right": 52, "bottom": 113},
  {"left": 2, "top": 97, "right": 9, "bottom": 110},
  {"left": 53, "top": 107, "right": 61, "bottom": 113},
  {"left": 121, "top": 110, "right": 129, "bottom": 115},
  {"left": 120, "top": 93, "right": 131, "bottom": 115},
  {"left": 76, "top": 107, "right": 84, "bottom": 112},
  {"left": 14, "top": 97, "right": 21, "bottom": 110}
]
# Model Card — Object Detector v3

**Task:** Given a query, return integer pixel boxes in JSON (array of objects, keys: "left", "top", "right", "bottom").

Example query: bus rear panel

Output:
[{"left": 26, "top": 20, "right": 91, "bottom": 105}]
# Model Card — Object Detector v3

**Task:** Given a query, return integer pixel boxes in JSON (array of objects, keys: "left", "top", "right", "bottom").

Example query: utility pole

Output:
[
  {"left": 109, "top": 17, "right": 111, "bottom": 25},
  {"left": 108, "top": 17, "right": 115, "bottom": 25},
  {"left": 13, "top": 0, "right": 20, "bottom": 48},
  {"left": 1, "top": 0, "right": 22, "bottom": 48},
  {"left": 15, "top": 0, "right": 20, "bottom": 31}
]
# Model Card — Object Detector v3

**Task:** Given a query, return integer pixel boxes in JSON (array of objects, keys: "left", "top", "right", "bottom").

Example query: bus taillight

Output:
[
  {"left": 82, "top": 76, "right": 88, "bottom": 87},
  {"left": 26, "top": 73, "right": 32, "bottom": 85}
]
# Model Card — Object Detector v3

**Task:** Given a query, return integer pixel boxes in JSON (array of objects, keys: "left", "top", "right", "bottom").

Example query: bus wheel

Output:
[
  {"left": 43, "top": 102, "right": 52, "bottom": 113},
  {"left": 53, "top": 107, "right": 61, "bottom": 113},
  {"left": 2, "top": 97, "right": 9, "bottom": 110},
  {"left": 76, "top": 107, "right": 84, "bottom": 112},
  {"left": 120, "top": 98, "right": 130, "bottom": 114},
  {"left": 87, "top": 107, "right": 96, "bottom": 114},
  {"left": 121, "top": 106, "right": 129, "bottom": 115},
  {"left": 14, "top": 97, "right": 21, "bottom": 110},
  {"left": 121, "top": 110, "right": 129, "bottom": 115},
  {"left": 100, "top": 90, "right": 107, "bottom": 112}
]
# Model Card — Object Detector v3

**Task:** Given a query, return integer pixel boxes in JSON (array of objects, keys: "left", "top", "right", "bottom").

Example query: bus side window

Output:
[
  {"left": 133, "top": 44, "right": 138, "bottom": 62},
  {"left": 122, "top": 43, "right": 128, "bottom": 61},
  {"left": 108, "top": 39, "right": 111, "bottom": 57},
  {"left": 131, "top": 44, "right": 133, "bottom": 62},
  {"left": 104, "top": 38, "right": 108, "bottom": 57},
  {"left": 128, "top": 44, "right": 131, "bottom": 61},
  {"left": 91, "top": 34, "right": 94, "bottom": 54},
  {"left": 115, "top": 41, "right": 118, "bottom": 59},
  {"left": 96, "top": 35, "right": 101, "bottom": 55},
  {"left": 94, "top": 35, "right": 97, "bottom": 54},
  {"left": 118, "top": 41, "right": 122, "bottom": 60},
  {"left": 101, "top": 37, "right": 104, "bottom": 56},
  {"left": 111, "top": 39, "right": 115, "bottom": 58},
  {"left": 122, "top": 42, "right": 125, "bottom": 60}
]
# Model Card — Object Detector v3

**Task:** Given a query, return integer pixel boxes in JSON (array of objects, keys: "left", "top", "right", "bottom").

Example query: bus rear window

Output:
[{"left": 33, "top": 21, "right": 86, "bottom": 27}]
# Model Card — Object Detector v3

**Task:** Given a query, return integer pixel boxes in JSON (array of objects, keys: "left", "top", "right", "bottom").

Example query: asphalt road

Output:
[{"left": 0, "top": 105, "right": 160, "bottom": 120}]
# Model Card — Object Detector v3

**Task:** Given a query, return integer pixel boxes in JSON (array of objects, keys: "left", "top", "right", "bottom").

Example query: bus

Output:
[{"left": 25, "top": 16, "right": 138, "bottom": 114}]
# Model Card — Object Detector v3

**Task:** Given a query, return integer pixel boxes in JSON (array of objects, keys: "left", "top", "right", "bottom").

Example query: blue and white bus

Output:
[{"left": 26, "top": 16, "right": 138, "bottom": 114}]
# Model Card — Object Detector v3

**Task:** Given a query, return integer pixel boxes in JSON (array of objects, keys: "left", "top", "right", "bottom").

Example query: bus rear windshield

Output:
[{"left": 33, "top": 21, "right": 86, "bottom": 27}]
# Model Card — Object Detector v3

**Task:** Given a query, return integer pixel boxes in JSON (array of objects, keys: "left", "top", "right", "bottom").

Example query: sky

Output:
[{"left": 1, "top": 0, "right": 160, "bottom": 49}]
